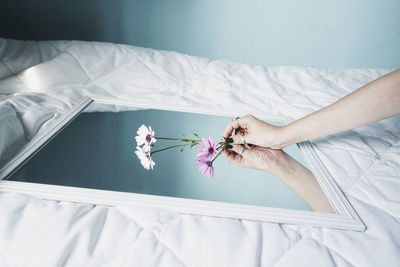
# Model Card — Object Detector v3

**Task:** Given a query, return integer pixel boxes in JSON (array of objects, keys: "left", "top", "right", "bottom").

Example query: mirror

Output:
[{"left": 0, "top": 97, "right": 365, "bottom": 230}]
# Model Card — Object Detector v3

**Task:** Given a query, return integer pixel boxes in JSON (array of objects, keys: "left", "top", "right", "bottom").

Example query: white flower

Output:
[
  {"left": 135, "top": 125, "right": 156, "bottom": 147},
  {"left": 135, "top": 146, "right": 155, "bottom": 170}
]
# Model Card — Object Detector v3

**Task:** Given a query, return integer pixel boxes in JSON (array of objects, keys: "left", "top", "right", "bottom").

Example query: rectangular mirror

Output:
[{"left": 0, "top": 97, "right": 365, "bottom": 231}]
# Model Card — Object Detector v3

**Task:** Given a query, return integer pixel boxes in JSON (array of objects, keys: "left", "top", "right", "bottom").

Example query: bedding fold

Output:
[{"left": 0, "top": 37, "right": 399, "bottom": 266}]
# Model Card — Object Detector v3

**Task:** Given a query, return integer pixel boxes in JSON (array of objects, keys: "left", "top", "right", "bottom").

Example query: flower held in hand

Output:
[
  {"left": 196, "top": 158, "right": 215, "bottom": 179},
  {"left": 196, "top": 137, "right": 218, "bottom": 160}
]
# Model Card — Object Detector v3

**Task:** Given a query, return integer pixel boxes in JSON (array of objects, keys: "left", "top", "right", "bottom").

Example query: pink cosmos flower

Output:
[
  {"left": 196, "top": 158, "right": 215, "bottom": 179},
  {"left": 196, "top": 137, "right": 218, "bottom": 160}
]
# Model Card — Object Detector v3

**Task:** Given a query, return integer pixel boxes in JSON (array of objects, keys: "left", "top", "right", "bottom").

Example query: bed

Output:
[{"left": 0, "top": 37, "right": 399, "bottom": 267}]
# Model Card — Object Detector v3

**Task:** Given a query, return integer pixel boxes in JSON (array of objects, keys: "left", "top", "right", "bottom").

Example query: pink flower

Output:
[
  {"left": 196, "top": 159, "right": 215, "bottom": 179},
  {"left": 196, "top": 137, "right": 218, "bottom": 160}
]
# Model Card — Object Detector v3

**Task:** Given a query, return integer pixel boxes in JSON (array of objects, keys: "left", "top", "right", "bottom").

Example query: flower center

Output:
[
  {"left": 208, "top": 147, "right": 214, "bottom": 154},
  {"left": 145, "top": 134, "right": 152, "bottom": 143},
  {"left": 206, "top": 161, "right": 212, "bottom": 167}
]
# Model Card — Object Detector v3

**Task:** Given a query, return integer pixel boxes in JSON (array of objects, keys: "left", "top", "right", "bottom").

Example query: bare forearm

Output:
[
  {"left": 279, "top": 70, "right": 400, "bottom": 147},
  {"left": 275, "top": 154, "right": 335, "bottom": 213}
]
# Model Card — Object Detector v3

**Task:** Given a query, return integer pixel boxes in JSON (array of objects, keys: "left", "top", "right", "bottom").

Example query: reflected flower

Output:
[
  {"left": 196, "top": 137, "right": 218, "bottom": 160},
  {"left": 196, "top": 158, "right": 214, "bottom": 179},
  {"left": 133, "top": 125, "right": 222, "bottom": 179},
  {"left": 135, "top": 146, "right": 155, "bottom": 170},
  {"left": 135, "top": 125, "right": 156, "bottom": 147}
]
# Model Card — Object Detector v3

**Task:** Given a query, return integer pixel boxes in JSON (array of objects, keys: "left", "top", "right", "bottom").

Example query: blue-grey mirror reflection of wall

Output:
[{"left": 8, "top": 104, "right": 312, "bottom": 211}]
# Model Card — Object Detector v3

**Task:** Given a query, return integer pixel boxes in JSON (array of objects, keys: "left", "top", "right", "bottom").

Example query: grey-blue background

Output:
[
  {"left": 8, "top": 107, "right": 312, "bottom": 211},
  {"left": 0, "top": 0, "right": 399, "bottom": 68}
]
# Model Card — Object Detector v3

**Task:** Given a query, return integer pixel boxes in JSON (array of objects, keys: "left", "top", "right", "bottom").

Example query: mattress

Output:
[{"left": 0, "top": 38, "right": 399, "bottom": 266}]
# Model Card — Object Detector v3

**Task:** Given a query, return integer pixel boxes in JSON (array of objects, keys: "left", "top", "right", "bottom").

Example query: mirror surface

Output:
[{"left": 6, "top": 103, "right": 333, "bottom": 212}]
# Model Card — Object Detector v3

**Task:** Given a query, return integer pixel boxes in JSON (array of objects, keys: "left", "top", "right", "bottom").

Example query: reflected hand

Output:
[
  {"left": 224, "top": 143, "right": 336, "bottom": 214},
  {"left": 223, "top": 144, "right": 288, "bottom": 175},
  {"left": 223, "top": 114, "right": 284, "bottom": 149}
]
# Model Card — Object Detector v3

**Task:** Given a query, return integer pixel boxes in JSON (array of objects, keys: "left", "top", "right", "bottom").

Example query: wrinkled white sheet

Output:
[{"left": 0, "top": 38, "right": 399, "bottom": 267}]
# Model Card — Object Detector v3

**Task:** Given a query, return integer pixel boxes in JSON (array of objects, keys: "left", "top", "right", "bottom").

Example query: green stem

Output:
[
  {"left": 156, "top": 137, "right": 224, "bottom": 144},
  {"left": 155, "top": 137, "right": 201, "bottom": 142},
  {"left": 151, "top": 144, "right": 190, "bottom": 155},
  {"left": 211, "top": 150, "right": 223, "bottom": 164},
  {"left": 151, "top": 136, "right": 227, "bottom": 156}
]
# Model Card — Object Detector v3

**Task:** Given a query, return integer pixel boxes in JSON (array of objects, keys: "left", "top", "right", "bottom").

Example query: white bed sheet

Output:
[{"left": 0, "top": 38, "right": 399, "bottom": 267}]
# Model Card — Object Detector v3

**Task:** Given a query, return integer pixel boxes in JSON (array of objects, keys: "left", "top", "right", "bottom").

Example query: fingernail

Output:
[
  {"left": 226, "top": 144, "right": 233, "bottom": 149},
  {"left": 227, "top": 138, "right": 234, "bottom": 143}
]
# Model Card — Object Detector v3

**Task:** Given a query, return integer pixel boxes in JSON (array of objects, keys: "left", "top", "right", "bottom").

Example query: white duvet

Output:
[{"left": 0, "top": 38, "right": 399, "bottom": 267}]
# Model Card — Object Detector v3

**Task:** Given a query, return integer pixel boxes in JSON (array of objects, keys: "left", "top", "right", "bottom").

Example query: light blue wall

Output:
[
  {"left": 1, "top": 0, "right": 399, "bottom": 68},
  {"left": 125, "top": 0, "right": 400, "bottom": 68}
]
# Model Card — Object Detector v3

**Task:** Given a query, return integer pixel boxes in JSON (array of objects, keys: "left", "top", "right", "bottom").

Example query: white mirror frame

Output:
[{"left": 0, "top": 97, "right": 365, "bottom": 231}]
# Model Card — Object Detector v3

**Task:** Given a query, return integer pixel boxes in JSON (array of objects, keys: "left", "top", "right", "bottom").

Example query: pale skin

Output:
[
  {"left": 223, "top": 146, "right": 335, "bottom": 213},
  {"left": 222, "top": 69, "right": 400, "bottom": 213},
  {"left": 223, "top": 69, "right": 400, "bottom": 149}
]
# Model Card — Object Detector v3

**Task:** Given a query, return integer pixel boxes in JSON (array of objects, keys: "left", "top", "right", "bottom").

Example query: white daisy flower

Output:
[
  {"left": 135, "top": 146, "right": 155, "bottom": 170},
  {"left": 135, "top": 125, "right": 156, "bottom": 147}
]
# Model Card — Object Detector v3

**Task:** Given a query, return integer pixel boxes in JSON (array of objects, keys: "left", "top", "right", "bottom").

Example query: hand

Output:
[
  {"left": 224, "top": 144, "right": 336, "bottom": 213},
  {"left": 223, "top": 115, "right": 285, "bottom": 149},
  {"left": 223, "top": 144, "right": 289, "bottom": 175}
]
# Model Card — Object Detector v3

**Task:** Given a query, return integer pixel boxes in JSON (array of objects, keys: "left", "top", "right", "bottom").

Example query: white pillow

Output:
[{"left": 0, "top": 102, "right": 26, "bottom": 164}]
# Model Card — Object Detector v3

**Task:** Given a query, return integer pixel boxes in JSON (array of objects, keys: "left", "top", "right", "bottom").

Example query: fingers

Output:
[
  {"left": 231, "top": 132, "right": 245, "bottom": 145},
  {"left": 223, "top": 115, "right": 253, "bottom": 138},
  {"left": 222, "top": 115, "right": 255, "bottom": 143},
  {"left": 228, "top": 144, "right": 245, "bottom": 155},
  {"left": 223, "top": 149, "right": 236, "bottom": 162},
  {"left": 223, "top": 148, "right": 242, "bottom": 166},
  {"left": 223, "top": 144, "right": 253, "bottom": 168},
  {"left": 227, "top": 130, "right": 252, "bottom": 146},
  {"left": 222, "top": 119, "right": 241, "bottom": 139}
]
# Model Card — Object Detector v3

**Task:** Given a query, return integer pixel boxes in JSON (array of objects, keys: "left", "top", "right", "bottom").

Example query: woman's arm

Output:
[
  {"left": 223, "top": 69, "right": 400, "bottom": 149},
  {"left": 223, "top": 145, "right": 335, "bottom": 213},
  {"left": 277, "top": 69, "right": 400, "bottom": 148},
  {"left": 273, "top": 152, "right": 335, "bottom": 213}
]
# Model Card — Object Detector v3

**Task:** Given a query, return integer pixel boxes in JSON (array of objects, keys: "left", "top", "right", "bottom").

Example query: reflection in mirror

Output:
[{"left": 6, "top": 102, "right": 334, "bottom": 213}]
